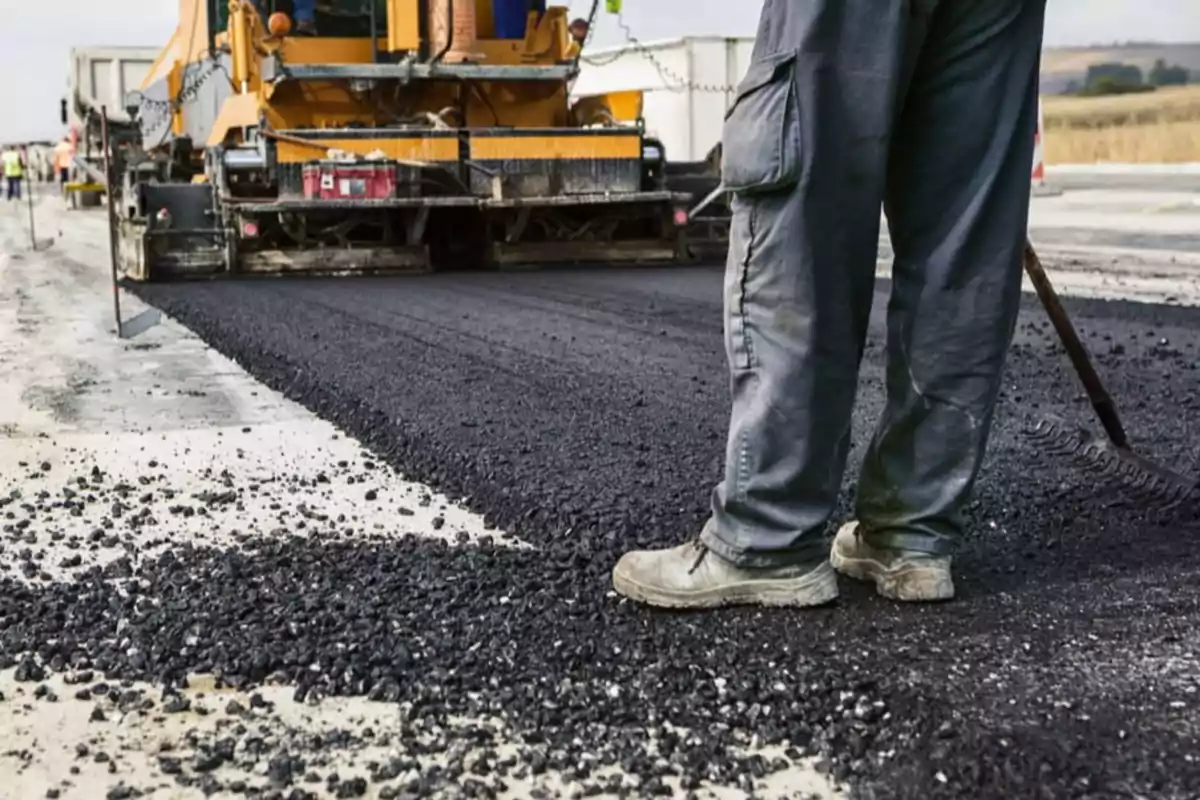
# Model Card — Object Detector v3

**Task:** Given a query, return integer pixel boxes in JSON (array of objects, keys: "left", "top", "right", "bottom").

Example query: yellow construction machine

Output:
[{"left": 113, "top": 0, "right": 729, "bottom": 280}]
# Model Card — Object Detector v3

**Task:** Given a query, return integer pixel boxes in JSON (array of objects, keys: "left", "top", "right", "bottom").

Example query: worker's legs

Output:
[
  {"left": 699, "top": 0, "right": 921, "bottom": 568},
  {"left": 612, "top": 0, "right": 920, "bottom": 608},
  {"left": 849, "top": 0, "right": 1046, "bottom": 560}
]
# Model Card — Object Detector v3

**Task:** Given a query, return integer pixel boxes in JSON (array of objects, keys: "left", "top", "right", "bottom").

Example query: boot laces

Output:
[{"left": 687, "top": 539, "right": 710, "bottom": 574}]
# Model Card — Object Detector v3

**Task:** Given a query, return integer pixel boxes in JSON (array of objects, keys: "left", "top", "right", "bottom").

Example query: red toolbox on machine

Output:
[{"left": 302, "top": 161, "right": 399, "bottom": 200}]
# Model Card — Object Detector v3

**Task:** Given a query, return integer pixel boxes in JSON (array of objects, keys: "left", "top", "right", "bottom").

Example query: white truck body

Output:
[
  {"left": 572, "top": 36, "right": 757, "bottom": 163},
  {"left": 67, "top": 46, "right": 159, "bottom": 135}
]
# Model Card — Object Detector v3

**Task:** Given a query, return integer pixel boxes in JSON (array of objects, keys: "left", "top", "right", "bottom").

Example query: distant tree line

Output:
[{"left": 1065, "top": 59, "right": 1193, "bottom": 96}]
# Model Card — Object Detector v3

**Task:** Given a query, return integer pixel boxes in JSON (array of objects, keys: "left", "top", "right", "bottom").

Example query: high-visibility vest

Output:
[
  {"left": 54, "top": 142, "right": 74, "bottom": 170},
  {"left": 1, "top": 150, "right": 23, "bottom": 178}
]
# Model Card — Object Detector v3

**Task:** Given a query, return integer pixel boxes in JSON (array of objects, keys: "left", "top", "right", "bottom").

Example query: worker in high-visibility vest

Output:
[
  {"left": 53, "top": 137, "right": 75, "bottom": 199},
  {"left": 1, "top": 145, "right": 24, "bottom": 201}
]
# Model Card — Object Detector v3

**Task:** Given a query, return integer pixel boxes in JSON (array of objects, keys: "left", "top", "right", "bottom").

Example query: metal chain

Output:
[
  {"left": 580, "top": 12, "right": 736, "bottom": 94},
  {"left": 127, "top": 58, "right": 225, "bottom": 133}
]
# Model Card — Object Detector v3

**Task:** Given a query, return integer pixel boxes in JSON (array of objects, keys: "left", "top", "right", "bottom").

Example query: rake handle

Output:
[{"left": 1022, "top": 239, "right": 1130, "bottom": 450}]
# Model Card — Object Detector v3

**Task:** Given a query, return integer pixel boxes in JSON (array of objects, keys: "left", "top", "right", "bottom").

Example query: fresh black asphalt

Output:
[{"left": 6, "top": 266, "right": 1200, "bottom": 798}]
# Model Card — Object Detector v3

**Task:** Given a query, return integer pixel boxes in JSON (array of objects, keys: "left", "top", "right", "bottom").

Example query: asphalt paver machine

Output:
[{"left": 114, "top": 0, "right": 728, "bottom": 279}]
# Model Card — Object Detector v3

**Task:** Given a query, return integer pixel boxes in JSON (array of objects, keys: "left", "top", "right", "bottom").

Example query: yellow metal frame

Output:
[
  {"left": 274, "top": 135, "right": 460, "bottom": 164},
  {"left": 387, "top": 0, "right": 421, "bottom": 50},
  {"left": 469, "top": 133, "right": 641, "bottom": 160},
  {"left": 145, "top": 0, "right": 649, "bottom": 168}
]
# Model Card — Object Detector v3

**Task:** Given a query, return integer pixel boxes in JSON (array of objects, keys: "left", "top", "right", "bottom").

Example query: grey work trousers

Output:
[{"left": 700, "top": 0, "right": 1047, "bottom": 567}]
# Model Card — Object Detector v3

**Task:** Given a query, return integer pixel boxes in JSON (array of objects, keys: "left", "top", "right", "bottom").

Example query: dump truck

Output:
[
  {"left": 110, "top": 0, "right": 730, "bottom": 280},
  {"left": 62, "top": 46, "right": 159, "bottom": 207}
]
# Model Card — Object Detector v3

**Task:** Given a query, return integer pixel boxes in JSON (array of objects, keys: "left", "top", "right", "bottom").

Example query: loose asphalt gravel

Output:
[{"left": 6, "top": 265, "right": 1200, "bottom": 799}]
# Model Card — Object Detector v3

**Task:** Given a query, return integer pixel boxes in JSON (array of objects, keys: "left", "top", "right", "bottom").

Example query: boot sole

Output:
[
  {"left": 830, "top": 540, "right": 955, "bottom": 602},
  {"left": 612, "top": 561, "right": 839, "bottom": 610}
]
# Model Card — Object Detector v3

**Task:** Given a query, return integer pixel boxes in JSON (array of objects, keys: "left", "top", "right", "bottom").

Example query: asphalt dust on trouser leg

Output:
[{"left": 611, "top": 0, "right": 1047, "bottom": 609}]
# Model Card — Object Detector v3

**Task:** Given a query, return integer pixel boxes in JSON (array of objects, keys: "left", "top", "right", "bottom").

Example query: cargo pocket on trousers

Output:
[
  {"left": 720, "top": 50, "right": 802, "bottom": 197},
  {"left": 721, "top": 50, "right": 802, "bottom": 371}
]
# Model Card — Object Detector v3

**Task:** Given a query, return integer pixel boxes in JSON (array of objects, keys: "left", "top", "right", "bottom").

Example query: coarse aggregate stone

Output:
[
  {"left": 0, "top": 432, "right": 515, "bottom": 586},
  {"left": 5, "top": 266, "right": 1200, "bottom": 798}
]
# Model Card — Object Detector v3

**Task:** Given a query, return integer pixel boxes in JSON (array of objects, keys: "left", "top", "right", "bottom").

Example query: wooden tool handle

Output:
[{"left": 1022, "top": 239, "right": 1130, "bottom": 449}]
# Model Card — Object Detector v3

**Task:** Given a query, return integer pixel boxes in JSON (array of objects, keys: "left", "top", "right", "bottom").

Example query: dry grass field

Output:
[{"left": 1041, "top": 84, "right": 1200, "bottom": 164}]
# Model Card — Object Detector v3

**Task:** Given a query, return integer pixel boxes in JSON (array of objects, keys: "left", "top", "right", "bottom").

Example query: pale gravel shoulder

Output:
[
  {"left": 0, "top": 422, "right": 527, "bottom": 586},
  {"left": 0, "top": 671, "right": 840, "bottom": 800}
]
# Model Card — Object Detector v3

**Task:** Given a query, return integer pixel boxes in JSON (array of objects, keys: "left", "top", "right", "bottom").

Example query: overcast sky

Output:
[{"left": 1, "top": 0, "right": 1197, "bottom": 141}]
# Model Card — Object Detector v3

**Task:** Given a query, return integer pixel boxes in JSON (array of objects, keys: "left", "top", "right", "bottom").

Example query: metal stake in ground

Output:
[
  {"left": 101, "top": 105, "right": 123, "bottom": 338},
  {"left": 25, "top": 166, "right": 37, "bottom": 251}
]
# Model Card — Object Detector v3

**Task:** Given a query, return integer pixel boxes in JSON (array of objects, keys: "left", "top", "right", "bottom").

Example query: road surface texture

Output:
[
  {"left": 4, "top": 185, "right": 1200, "bottom": 799},
  {"left": 0, "top": 195, "right": 835, "bottom": 800}
]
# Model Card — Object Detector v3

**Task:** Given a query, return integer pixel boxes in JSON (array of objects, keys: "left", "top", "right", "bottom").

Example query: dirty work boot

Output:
[
  {"left": 829, "top": 522, "right": 954, "bottom": 602},
  {"left": 611, "top": 540, "right": 838, "bottom": 610}
]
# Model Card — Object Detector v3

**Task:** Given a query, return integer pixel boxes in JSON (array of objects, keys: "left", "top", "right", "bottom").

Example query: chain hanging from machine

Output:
[
  {"left": 126, "top": 57, "right": 227, "bottom": 136},
  {"left": 578, "top": 5, "right": 736, "bottom": 95}
]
